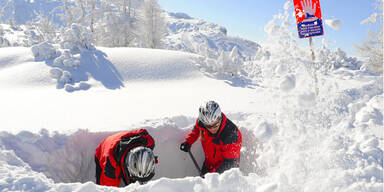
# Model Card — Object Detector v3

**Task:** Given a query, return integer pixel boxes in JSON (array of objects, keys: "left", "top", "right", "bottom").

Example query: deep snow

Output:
[
  {"left": 0, "top": 1, "right": 383, "bottom": 192},
  {"left": 0, "top": 44, "right": 382, "bottom": 192}
]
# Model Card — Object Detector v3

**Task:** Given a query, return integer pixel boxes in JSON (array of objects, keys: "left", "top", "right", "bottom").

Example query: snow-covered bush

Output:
[
  {"left": 60, "top": 24, "right": 94, "bottom": 52},
  {"left": 31, "top": 41, "right": 58, "bottom": 60},
  {"left": 49, "top": 68, "right": 73, "bottom": 87},
  {"left": 25, "top": 26, "right": 44, "bottom": 46},
  {"left": 317, "top": 46, "right": 361, "bottom": 71},
  {"left": 49, "top": 68, "right": 63, "bottom": 79},
  {"left": 58, "top": 70, "right": 72, "bottom": 85},
  {"left": 53, "top": 50, "right": 81, "bottom": 68}
]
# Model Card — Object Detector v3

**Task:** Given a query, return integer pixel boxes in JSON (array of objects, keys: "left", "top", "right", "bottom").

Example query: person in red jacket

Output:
[
  {"left": 94, "top": 129, "right": 157, "bottom": 187},
  {"left": 180, "top": 101, "right": 242, "bottom": 176}
]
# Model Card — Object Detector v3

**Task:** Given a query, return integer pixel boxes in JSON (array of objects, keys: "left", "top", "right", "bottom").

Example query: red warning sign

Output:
[{"left": 293, "top": 0, "right": 324, "bottom": 38}]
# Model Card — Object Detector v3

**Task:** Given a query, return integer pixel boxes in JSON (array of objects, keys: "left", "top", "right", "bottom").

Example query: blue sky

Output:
[{"left": 159, "top": 0, "right": 379, "bottom": 56}]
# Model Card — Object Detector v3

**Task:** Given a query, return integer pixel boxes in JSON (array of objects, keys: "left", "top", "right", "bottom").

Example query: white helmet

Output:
[
  {"left": 126, "top": 146, "right": 155, "bottom": 179},
  {"left": 198, "top": 100, "right": 222, "bottom": 124}
]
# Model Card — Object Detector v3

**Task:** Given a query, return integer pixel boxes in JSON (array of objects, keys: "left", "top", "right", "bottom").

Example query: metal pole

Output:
[
  {"left": 188, "top": 150, "right": 201, "bottom": 175},
  {"left": 309, "top": 37, "right": 319, "bottom": 96}
]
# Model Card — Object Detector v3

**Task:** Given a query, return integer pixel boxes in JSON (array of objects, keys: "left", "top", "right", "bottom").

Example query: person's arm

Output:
[
  {"left": 184, "top": 125, "right": 200, "bottom": 145},
  {"left": 180, "top": 125, "right": 200, "bottom": 152},
  {"left": 95, "top": 156, "right": 102, "bottom": 184},
  {"left": 98, "top": 155, "right": 121, "bottom": 187},
  {"left": 212, "top": 128, "right": 242, "bottom": 173}
]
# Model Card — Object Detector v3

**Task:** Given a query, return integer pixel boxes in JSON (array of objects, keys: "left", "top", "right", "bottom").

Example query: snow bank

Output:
[
  {"left": 0, "top": 1, "right": 382, "bottom": 192},
  {"left": 0, "top": 149, "right": 54, "bottom": 192},
  {"left": 0, "top": 46, "right": 205, "bottom": 91},
  {"left": 1, "top": 80, "right": 382, "bottom": 191},
  {"left": 0, "top": 115, "right": 262, "bottom": 183}
]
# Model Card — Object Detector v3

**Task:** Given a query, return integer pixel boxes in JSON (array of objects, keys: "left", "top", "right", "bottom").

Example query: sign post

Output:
[{"left": 293, "top": 0, "right": 324, "bottom": 96}]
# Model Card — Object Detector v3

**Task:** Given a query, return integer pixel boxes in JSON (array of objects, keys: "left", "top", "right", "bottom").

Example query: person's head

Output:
[
  {"left": 125, "top": 146, "right": 156, "bottom": 184},
  {"left": 199, "top": 100, "right": 222, "bottom": 134}
]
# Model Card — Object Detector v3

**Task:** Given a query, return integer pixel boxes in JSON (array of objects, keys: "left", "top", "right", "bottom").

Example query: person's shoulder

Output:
[{"left": 218, "top": 119, "right": 239, "bottom": 145}]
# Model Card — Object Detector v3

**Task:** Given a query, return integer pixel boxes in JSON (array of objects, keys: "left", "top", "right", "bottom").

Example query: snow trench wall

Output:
[{"left": 0, "top": 116, "right": 261, "bottom": 184}]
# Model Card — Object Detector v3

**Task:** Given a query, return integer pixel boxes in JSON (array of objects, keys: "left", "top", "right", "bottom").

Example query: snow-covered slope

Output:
[
  {"left": 0, "top": 1, "right": 382, "bottom": 192},
  {"left": 164, "top": 12, "right": 261, "bottom": 59},
  {"left": 0, "top": 44, "right": 382, "bottom": 192},
  {"left": 0, "top": 46, "right": 275, "bottom": 134}
]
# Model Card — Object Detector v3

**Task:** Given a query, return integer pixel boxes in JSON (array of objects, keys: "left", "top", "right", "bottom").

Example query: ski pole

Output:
[{"left": 188, "top": 150, "right": 201, "bottom": 174}]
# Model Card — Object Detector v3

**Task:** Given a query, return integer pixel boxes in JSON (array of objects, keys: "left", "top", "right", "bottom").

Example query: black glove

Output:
[{"left": 180, "top": 142, "right": 191, "bottom": 152}]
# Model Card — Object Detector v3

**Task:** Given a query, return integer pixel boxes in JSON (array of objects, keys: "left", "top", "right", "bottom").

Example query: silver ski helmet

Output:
[
  {"left": 126, "top": 146, "right": 155, "bottom": 178},
  {"left": 198, "top": 100, "right": 222, "bottom": 124}
]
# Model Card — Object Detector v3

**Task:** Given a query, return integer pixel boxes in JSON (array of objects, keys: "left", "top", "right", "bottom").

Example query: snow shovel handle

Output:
[{"left": 188, "top": 150, "right": 201, "bottom": 174}]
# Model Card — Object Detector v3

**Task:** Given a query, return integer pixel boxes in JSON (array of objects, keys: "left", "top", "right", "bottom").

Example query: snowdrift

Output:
[
  {"left": 0, "top": 44, "right": 382, "bottom": 192},
  {"left": 0, "top": 1, "right": 382, "bottom": 192},
  {"left": 0, "top": 47, "right": 203, "bottom": 89}
]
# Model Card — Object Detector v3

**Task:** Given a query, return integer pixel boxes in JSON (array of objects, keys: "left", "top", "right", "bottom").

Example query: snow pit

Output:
[{"left": 0, "top": 118, "right": 261, "bottom": 185}]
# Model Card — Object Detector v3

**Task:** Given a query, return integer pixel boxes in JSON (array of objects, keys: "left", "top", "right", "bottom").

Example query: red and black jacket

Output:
[
  {"left": 94, "top": 129, "right": 155, "bottom": 187},
  {"left": 184, "top": 113, "right": 242, "bottom": 174}
]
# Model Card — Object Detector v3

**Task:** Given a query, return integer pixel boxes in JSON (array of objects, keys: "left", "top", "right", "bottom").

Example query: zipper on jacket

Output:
[{"left": 213, "top": 148, "right": 216, "bottom": 158}]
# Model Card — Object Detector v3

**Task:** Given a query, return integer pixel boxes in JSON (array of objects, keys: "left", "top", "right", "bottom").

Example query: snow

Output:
[
  {"left": 279, "top": 74, "right": 296, "bottom": 92},
  {"left": 31, "top": 42, "right": 58, "bottom": 61},
  {"left": 0, "top": 1, "right": 382, "bottom": 192},
  {"left": 325, "top": 19, "right": 342, "bottom": 31},
  {"left": 0, "top": 45, "right": 382, "bottom": 191},
  {"left": 360, "top": 13, "right": 380, "bottom": 24}
]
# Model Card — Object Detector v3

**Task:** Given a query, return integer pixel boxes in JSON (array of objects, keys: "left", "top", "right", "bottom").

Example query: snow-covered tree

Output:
[
  {"left": 96, "top": 12, "right": 137, "bottom": 47},
  {"left": 139, "top": 0, "right": 166, "bottom": 48},
  {"left": 355, "top": 0, "right": 383, "bottom": 74},
  {"left": 58, "top": 0, "right": 100, "bottom": 32},
  {"left": 94, "top": 0, "right": 138, "bottom": 47},
  {"left": 112, "top": 0, "right": 134, "bottom": 18},
  {"left": 60, "top": 24, "right": 94, "bottom": 52},
  {"left": 56, "top": 0, "right": 75, "bottom": 27},
  {"left": 76, "top": 0, "right": 99, "bottom": 33},
  {"left": 32, "top": 13, "right": 57, "bottom": 43},
  {"left": 229, "top": 46, "right": 243, "bottom": 75},
  {"left": 217, "top": 50, "right": 228, "bottom": 72}
]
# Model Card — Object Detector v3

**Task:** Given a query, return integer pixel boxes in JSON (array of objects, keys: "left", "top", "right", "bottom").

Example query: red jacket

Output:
[
  {"left": 94, "top": 129, "right": 155, "bottom": 187},
  {"left": 184, "top": 113, "right": 242, "bottom": 173}
]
